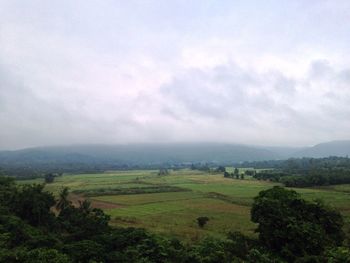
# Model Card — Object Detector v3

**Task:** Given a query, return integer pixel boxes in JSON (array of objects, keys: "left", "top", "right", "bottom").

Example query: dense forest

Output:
[{"left": 1, "top": 177, "right": 349, "bottom": 262}]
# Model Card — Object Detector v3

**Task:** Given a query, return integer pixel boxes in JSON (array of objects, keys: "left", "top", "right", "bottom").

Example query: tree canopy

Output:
[{"left": 251, "top": 186, "right": 345, "bottom": 261}]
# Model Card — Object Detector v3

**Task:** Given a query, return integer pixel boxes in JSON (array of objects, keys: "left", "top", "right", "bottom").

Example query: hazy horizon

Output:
[
  {"left": 2, "top": 140, "right": 349, "bottom": 152},
  {"left": 1, "top": 1, "right": 350, "bottom": 150}
]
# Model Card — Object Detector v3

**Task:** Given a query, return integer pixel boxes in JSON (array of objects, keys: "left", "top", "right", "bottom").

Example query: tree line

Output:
[
  {"left": 242, "top": 157, "right": 350, "bottom": 187},
  {"left": 236, "top": 156, "right": 350, "bottom": 170}
]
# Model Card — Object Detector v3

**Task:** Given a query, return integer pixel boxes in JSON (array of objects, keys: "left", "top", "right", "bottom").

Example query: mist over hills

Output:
[
  {"left": 293, "top": 140, "right": 350, "bottom": 158},
  {"left": 0, "top": 141, "right": 349, "bottom": 169},
  {"left": 0, "top": 143, "right": 279, "bottom": 166}
]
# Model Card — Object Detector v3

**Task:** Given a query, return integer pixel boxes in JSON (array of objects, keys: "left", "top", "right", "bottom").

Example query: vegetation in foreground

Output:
[
  {"left": 1, "top": 176, "right": 349, "bottom": 262},
  {"left": 16, "top": 168, "right": 350, "bottom": 241}
]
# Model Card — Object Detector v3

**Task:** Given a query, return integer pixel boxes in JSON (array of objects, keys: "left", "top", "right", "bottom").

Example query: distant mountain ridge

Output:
[
  {"left": 0, "top": 143, "right": 280, "bottom": 166},
  {"left": 0, "top": 141, "right": 349, "bottom": 168},
  {"left": 293, "top": 140, "right": 350, "bottom": 158}
]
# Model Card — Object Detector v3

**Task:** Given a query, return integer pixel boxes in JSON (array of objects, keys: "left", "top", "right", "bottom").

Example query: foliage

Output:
[
  {"left": 223, "top": 167, "right": 245, "bottom": 180},
  {"left": 223, "top": 171, "right": 230, "bottom": 178},
  {"left": 56, "top": 187, "right": 71, "bottom": 211},
  {"left": 324, "top": 247, "right": 350, "bottom": 262},
  {"left": 243, "top": 157, "right": 350, "bottom": 187},
  {"left": 19, "top": 248, "right": 72, "bottom": 263},
  {"left": 58, "top": 200, "right": 110, "bottom": 240},
  {"left": 158, "top": 168, "right": 169, "bottom": 176},
  {"left": 191, "top": 163, "right": 211, "bottom": 172},
  {"left": 191, "top": 237, "right": 229, "bottom": 263},
  {"left": 225, "top": 231, "right": 256, "bottom": 260},
  {"left": 281, "top": 168, "right": 350, "bottom": 187},
  {"left": 10, "top": 184, "right": 56, "bottom": 226},
  {"left": 244, "top": 170, "right": 255, "bottom": 176},
  {"left": 0, "top": 176, "right": 348, "bottom": 262},
  {"left": 197, "top": 217, "right": 209, "bottom": 228},
  {"left": 251, "top": 186, "right": 345, "bottom": 261},
  {"left": 216, "top": 166, "right": 226, "bottom": 173},
  {"left": 44, "top": 173, "right": 55, "bottom": 183}
]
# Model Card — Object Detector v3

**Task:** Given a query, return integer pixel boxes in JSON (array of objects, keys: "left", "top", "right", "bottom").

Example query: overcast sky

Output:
[{"left": 1, "top": 0, "right": 350, "bottom": 149}]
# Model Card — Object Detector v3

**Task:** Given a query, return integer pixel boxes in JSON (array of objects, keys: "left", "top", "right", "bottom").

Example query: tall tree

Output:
[
  {"left": 251, "top": 186, "right": 344, "bottom": 261},
  {"left": 197, "top": 217, "right": 209, "bottom": 228},
  {"left": 56, "top": 187, "right": 71, "bottom": 212},
  {"left": 12, "top": 184, "right": 55, "bottom": 226},
  {"left": 44, "top": 173, "right": 55, "bottom": 184},
  {"left": 234, "top": 168, "right": 239, "bottom": 179}
]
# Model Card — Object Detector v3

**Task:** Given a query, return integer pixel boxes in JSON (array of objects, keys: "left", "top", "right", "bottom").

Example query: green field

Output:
[{"left": 18, "top": 169, "right": 350, "bottom": 241}]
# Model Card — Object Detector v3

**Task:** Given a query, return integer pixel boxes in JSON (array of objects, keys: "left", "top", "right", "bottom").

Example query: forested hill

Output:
[
  {"left": 293, "top": 140, "right": 350, "bottom": 158},
  {"left": 0, "top": 141, "right": 349, "bottom": 176},
  {"left": 1, "top": 141, "right": 350, "bottom": 166},
  {"left": 0, "top": 143, "right": 280, "bottom": 167}
]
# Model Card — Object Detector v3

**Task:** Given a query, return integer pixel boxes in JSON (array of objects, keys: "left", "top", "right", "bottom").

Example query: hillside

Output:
[
  {"left": 0, "top": 143, "right": 281, "bottom": 167},
  {"left": 293, "top": 140, "right": 350, "bottom": 158},
  {"left": 1, "top": 141, "right": 350, "bottom": 174}
]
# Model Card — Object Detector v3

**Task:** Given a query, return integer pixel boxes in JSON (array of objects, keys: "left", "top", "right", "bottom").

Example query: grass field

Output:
[{"left": 18, "top": 169, "right": 350, "bottom": 241}]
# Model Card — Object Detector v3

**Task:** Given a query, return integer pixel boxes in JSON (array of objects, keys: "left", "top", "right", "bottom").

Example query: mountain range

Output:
[{"left": 0, "top": 141, "right": 349, "bottom": 168}]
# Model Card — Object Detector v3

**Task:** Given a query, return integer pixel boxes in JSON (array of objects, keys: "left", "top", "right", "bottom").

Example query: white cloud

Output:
[{"left": 0, "top": 0, "right": 350, "bottom": 149}]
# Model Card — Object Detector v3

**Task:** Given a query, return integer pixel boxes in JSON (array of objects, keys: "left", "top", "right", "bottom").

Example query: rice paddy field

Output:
[{"left": 18, "top": 169, "right": 350, "bottom": 241}]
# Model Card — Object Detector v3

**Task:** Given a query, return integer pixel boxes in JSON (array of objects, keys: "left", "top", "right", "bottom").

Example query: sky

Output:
[{"left": 1, "top": 0, "right": 350, "bottom": 150}]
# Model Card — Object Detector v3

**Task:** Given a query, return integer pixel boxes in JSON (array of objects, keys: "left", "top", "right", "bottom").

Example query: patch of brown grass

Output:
[{"left": 69, "top": 193, "right": 123, "bottom": 209}]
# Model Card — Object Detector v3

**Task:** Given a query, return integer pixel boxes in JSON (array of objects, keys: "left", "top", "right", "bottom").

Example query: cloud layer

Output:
[{"left": 1, "top": 0, "right": 350, "bottom": 149}]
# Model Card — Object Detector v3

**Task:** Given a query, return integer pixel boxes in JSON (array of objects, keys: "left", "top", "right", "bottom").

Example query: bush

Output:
[{"left": 197, "top": 217, "right": 209, "bottom": 228}]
